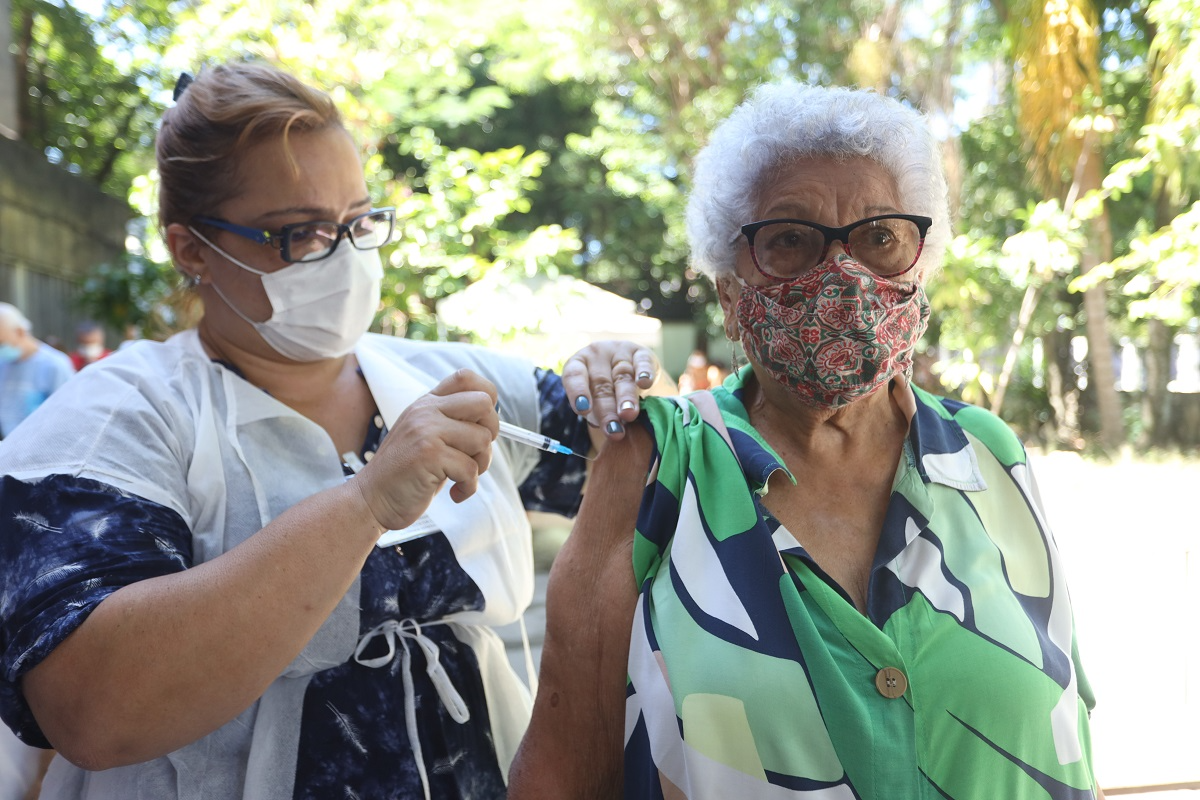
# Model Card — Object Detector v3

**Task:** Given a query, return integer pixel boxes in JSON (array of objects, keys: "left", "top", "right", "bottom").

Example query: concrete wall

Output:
[
  {"left": 0, "top": 134, "right": 130, "bottom": 345},
  {"left": 0, "top": 0, "right": 17, "bottom": 138}
]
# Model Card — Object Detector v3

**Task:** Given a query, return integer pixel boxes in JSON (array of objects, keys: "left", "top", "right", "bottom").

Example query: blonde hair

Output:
[{"left": 156, "top": 62, "right": 343, "bottom": 230}]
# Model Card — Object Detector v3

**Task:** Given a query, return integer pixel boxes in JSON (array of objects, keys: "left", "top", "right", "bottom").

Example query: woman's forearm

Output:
[
  {"left": 509, "top": 429, "right": 647, "bottom": 797},
  {"left": 21, "top": 480, "right": 384, "bottom": 770},
  {"left": 22, "top": 371, "right": 500, "bottom": 770}
]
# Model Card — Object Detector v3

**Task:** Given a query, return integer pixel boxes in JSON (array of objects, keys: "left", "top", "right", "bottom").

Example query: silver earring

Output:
[{"left": 189, "top": 274, "right": 201, "bottom": 287}]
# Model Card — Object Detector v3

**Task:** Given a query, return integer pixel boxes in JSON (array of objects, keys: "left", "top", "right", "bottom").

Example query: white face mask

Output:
[
  {"left": 190, "top": 227, "right": 383, "bottom": 362},
  {"left": 80, "top": 343, "right": 105, "bottom": 360}
]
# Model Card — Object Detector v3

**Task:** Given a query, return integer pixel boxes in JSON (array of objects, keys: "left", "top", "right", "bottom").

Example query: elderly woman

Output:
[
  {"left": 0, "top": 62, "right": 658, "bottom": 800},
  {"left": 510, "top": 83, "right": 1105, "bottom": 799}
]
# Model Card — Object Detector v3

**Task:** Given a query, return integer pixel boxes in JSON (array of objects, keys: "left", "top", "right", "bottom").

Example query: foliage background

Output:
[{"left": 11, "top": 0, "right": 1200, "bottom": 450}]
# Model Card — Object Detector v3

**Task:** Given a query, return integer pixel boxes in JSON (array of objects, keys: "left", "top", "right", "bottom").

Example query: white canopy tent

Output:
[{"left": 436, "top": 273, "right": 662, "bottom": 369}]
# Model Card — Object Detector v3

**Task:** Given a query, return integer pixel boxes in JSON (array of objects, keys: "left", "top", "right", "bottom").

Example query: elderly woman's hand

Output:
[
  {"left": 354, "top": 369, "right": 499, "bottom": 531},
  {"left": 561, "top": 340, "right": 663, "bottom": 440}
]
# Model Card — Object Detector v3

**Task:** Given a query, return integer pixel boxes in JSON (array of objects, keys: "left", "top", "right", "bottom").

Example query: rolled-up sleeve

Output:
[{"left": 0, "top": 474, "right": 192, "bottom": 746}]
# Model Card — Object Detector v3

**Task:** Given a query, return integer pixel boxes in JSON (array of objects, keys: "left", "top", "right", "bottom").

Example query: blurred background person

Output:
[
  {"left": 69, "top": 321, "right": 112, "bottom": 370},
  {"left": 0, "top": 302, "right": 75, "bottom": 439},
  {"left": 677, "top": 349, "right": 731, "bottom": 394},
  {"left": 676, "top": 348, "right": 712, "bottom": 393},
  {"left": 117, "top": 323, "right": 144, "bottom": 351}
]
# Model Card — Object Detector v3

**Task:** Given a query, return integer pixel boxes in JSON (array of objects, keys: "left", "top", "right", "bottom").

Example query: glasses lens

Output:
[
  {"left": 751, "top": 221, "right": 826, "bottom": 280},
  {"left": 348, "top": 210, "right": 395, "bottom": 250},
  {"left": 847, "top": 217, "right": 922, "bottom": 275},
  {"left": 287, "top": 223, "right": 341, "bottom": 263}
]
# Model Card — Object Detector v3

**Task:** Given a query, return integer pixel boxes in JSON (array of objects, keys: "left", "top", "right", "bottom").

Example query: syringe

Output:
[{"left": 497, "top": 420, "right": 583, "bottom": 458}]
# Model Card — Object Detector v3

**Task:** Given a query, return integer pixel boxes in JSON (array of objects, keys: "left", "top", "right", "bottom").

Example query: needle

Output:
[{"left": 497, "top": 420, "right": 590, "bottom": 459}]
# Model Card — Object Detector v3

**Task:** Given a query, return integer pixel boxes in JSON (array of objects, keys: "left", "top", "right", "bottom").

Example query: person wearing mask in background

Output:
[
  {"left": 117, "top": 323, "right": 144, "bottom": 351},
  {"left": 0, "top": 302, "right": 75, "bottom": 439},
  {"left": 0, "top": 61, "right": 658, "bottom": 800},
  {"left": 676, "top": 349, "right": 731, "bottom": 395},
  {"left": 69, "top": 321, "right": 112, "bottom": 371}
]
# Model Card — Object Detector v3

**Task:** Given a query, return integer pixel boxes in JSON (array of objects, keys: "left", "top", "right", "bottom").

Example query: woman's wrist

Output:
[{"left": 334, "top": 478, "right": 389, "bottom": 543}]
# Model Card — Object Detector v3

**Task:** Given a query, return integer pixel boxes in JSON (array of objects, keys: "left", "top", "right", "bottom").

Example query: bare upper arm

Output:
[{"left": 508, "top": 422, "right": 651, "bottom": 798}]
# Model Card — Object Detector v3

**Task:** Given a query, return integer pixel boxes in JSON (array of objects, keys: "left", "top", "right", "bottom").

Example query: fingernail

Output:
[
  {"left": 606, "top": 420, "right": 624, "bottom": 435},
  {"left": 574, "top": 396, "right": 590, "bottom": 413},
  {"left": 637, "top": 371, "right": 651, "bottom": 382},
  {"left": 620, "top": 400, "right": 635, "bottom": 412}
]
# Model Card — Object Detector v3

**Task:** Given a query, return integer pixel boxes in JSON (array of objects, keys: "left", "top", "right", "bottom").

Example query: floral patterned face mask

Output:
[{"left": 734, "top": 253, "right": 930, "bottom": 410}]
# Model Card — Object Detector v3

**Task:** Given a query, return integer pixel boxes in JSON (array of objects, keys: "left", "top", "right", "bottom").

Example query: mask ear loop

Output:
[
  {"left": 188, "top": 226, "right": 271, "bottom": 276},
  {"left": 722, "top": 271, "right": 745, "bottom": 373},
  {"left": 187, "top": 226, "right": 274, "bottom": 328}
]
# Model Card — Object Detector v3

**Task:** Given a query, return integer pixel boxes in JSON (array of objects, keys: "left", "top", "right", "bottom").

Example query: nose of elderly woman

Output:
[{"left": 827, "top": 239, "right": 850, "bottom": 259}]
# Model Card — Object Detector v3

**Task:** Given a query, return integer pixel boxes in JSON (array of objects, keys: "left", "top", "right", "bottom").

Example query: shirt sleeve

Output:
[
  {"left": 518, "top": 368, "right": 591, "bottom": 518},
  {"left": 0, "top": 474, "right": 193, "bottom": 747}
]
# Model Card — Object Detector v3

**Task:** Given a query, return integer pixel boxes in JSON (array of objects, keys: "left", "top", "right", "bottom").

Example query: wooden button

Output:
[{"left": 875, "top": 667, "right": 907, "bottom": 699}]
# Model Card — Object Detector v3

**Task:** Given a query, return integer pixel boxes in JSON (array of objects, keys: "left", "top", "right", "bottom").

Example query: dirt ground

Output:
[{"left": 1030, "top": 450, "right": 1200, "bottom": 795}]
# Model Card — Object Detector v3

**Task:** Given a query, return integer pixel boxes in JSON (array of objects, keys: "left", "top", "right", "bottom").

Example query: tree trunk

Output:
[
  {"left": 1141, "top": 318, "right": 1174, "bottom": 448},
  {"left": 15, "top": 8, "right": 32, "bottom": 142},
  {"left": 925, "top": 0, "right": 966, "bottom": 220},
  {"left": 94, "top": 102, "right": 141, "bottom": 186},
  {"left": 1075, "top": 129, "right": 1125, "bottom": 450},
  {"left": 1140, "top": 189, "right": 1180, "bottom": 449},
  {"left": 1044, "top": 323, "right": 1082, "bottom": 448},
  {"left": 991, "top": 280, "right": 1043, "bottom": 417}
]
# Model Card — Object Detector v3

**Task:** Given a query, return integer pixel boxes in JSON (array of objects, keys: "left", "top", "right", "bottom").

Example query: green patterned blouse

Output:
[{"left": 623, "top": 367, "right": 1099, "bottom": 799}]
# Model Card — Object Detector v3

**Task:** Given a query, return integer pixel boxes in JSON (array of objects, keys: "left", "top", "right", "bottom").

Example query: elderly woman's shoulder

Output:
[{"left": 911, "top": 384, "right": 1028, "bottom": 464}]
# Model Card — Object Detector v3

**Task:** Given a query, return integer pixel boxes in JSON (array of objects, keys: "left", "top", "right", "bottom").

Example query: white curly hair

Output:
[
  {"left": 0, "top": 302, "right": 32, "bottom": 333},
  {"left": 685, "top": 81, "right": 951, "bottom": 283}
]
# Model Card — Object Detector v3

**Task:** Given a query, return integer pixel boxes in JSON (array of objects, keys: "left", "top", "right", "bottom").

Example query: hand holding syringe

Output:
[{"left": 371, "top": 419, "right": 588, "bottom": 549}]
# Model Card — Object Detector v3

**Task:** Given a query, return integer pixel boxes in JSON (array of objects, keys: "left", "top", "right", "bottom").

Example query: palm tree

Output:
[
  {"left": 995, "top": 0, "right": 1125, "bottom": 450},
  {"left": 1134, "top": 0, "right": 1200, "bottom": 446}
]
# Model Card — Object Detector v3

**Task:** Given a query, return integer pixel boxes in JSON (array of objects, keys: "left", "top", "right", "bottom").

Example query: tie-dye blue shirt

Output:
[{"left": 0, "top": 342, "right": 74, "bottom": 437}]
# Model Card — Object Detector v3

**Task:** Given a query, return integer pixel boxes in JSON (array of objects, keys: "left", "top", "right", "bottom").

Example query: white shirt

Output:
[{"left": 0, "top": 330, "right": 544, "bottom": 800}]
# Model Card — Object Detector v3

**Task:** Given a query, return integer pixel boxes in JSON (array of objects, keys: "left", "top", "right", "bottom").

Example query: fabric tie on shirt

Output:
[{"left": 353, "top": 618, "right": 470, "bottom": 800}]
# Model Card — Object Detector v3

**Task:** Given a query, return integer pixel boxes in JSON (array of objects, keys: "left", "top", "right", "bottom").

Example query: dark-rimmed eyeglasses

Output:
[
  {"left": 740, "top": 214, "right": 932, "bottom": 281},
  {"left": 192, "top": 207, "right": 397, "bottom": 264}
]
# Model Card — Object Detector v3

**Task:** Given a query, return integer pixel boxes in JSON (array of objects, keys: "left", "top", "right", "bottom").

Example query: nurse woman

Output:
[{"left": 0, "top": 61, "right": 655, "bottom": 800}]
